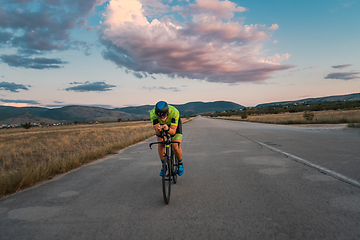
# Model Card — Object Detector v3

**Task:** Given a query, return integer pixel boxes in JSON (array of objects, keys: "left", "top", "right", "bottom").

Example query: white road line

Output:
[{"left": 251, "top": 138, "right": 360, "bottom": 188}]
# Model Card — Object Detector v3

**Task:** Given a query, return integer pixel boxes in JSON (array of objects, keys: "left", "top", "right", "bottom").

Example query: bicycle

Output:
[{"left": 149, "top": 130, "right": 179, "bottom": 204}]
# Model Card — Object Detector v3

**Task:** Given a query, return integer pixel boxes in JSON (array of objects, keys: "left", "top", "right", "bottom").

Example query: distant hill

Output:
[
  {"left": 0, "top": 106, "right": 48, "bottom": 117},
  {"left": 0, "top": 101, "right": 244, "bottom": 125},
  {"left": 0, "top": 112, "right": 59, "bottom": 126},
  {"left": 117, "top": 101, "right": 244, "bottom": 116},
  {"left": 39, "top": 105, "right": 140, "bottom": 122},
  {"left": 173, "top": 101, "right": 243, "bottom": 115},
  {"left": 114, "top": 105, "right": 154, "bottom": 116},
  {"left": 256, "top": 93, "right": 360, "bottom": 107},
  {"left": 2, "top": 93, "right": 357, "bottom": 126}
]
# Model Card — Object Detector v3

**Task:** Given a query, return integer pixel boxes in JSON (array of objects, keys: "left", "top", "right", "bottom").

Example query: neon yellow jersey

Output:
[{"left": 150, "top": 105, "right": 180, "bottom": 126}]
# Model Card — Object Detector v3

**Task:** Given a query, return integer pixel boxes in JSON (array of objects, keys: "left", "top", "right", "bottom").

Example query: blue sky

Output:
[{"left": 0, "top": 0, "right": 359, "bottom": 108}]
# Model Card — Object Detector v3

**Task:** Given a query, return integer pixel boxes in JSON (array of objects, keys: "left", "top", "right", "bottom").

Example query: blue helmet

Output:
[{"left": 155, "top": 101, "right": 169, "bottom": 117}]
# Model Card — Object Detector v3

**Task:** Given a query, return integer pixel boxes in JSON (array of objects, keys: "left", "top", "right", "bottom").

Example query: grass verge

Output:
[
  {"left": 0, "top": 121, "right": 156, "bottom": 198},
  {"left": 0, "top": 118, "right": 194, "bottom": 199},
  {"left": 348, "top": 123, "right": 360, "bottom": 128},
  {"left": 211, "top": 109, "right": 360, "bottom": 125}
]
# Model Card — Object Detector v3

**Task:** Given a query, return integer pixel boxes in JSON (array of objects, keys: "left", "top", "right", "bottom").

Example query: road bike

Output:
[{"left": 149, "top": 130, "right": 179, "bottom": 204}]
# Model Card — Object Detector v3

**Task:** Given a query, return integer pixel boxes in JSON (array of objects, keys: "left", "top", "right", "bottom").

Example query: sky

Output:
[{"left": 0, "top": 0, "right": 359, "bottom": 108}]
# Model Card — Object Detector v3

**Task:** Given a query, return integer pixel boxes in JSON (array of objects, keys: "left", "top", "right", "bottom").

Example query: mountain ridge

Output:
[
  {"left": 256, "top": 93, "right": 360, "bottom": 107},
  {"left": 0, "top": 101, "right": 243, "bottom": 125},
  {"left": 1, "top": 93, "right": 359, "bottom": 126}
]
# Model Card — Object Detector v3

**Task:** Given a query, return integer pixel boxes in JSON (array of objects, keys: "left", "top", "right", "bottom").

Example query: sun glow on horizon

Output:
[{"left": 3, "top": 103, "right": 29, "bottom": 107}]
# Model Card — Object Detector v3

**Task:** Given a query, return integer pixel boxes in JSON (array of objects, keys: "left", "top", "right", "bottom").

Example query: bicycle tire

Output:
[
  {"left": 162, "top": 156, "right": 171, "bottom": 204},
  {"left": 172, "top": 148, "right": 178, "bottom": 184}
]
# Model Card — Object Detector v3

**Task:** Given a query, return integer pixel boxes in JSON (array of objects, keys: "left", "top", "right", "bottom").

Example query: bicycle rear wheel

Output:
[{"left": 162, "top": 156, "right": 171, "bottom": 204}]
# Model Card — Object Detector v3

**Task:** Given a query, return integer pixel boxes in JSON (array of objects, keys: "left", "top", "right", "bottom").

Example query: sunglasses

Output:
[{"left": 157, "top": 113, "right": 168, "bottom": 118}]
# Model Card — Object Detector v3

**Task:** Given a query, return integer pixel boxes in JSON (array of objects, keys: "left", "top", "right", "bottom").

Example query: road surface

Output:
[{"left": 1, "top": 117, "right": 359, "bottom": 239}]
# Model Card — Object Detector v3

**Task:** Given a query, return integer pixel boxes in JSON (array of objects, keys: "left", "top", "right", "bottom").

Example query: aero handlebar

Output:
[{"left": 149, "top": 130, "right": 180, "bottom": 150}]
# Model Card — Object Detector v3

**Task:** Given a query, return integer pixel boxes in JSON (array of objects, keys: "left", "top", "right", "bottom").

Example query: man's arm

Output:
[
  {"left": 153, "top": 124, "right": 162, "bottom": 136},
  {"left": 154, "top": 124, "right": 176, "bottom": 136},
  {"left": 165, "top": 124, "right": 177, "bottom": 136}
]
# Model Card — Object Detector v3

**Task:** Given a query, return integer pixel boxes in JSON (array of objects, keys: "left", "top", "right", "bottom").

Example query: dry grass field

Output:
[
  {"left": 0, "top": 118, "right": 194, "bottom": 198},
  {"left": 0, "top": 121, "right": 156, "bottom": 198},
  {"left": 214, "top": 109, "right": 360, "bottom": 124}
]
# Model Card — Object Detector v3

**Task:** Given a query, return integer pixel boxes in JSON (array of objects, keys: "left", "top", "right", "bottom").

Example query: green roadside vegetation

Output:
[
  {"left": 348, "top": 123, "right": 360, "bottom": 128},
  {"left": 203, "top": 100, "right": 360, "bottom": 126},
  {"left": 203, "top": 100, "right": 360, "bottom": 117}
]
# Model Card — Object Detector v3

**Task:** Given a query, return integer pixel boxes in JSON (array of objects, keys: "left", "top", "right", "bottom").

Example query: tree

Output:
[
  {"left": 22, "top": 122, "right": 32, "bottom": 129},
  {"left": 241, "top": 108, "right": 248, "bottom": 119}
]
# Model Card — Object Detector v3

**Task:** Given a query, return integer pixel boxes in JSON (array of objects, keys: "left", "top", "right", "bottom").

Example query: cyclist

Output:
[{"left": 150, "top": 101, "right": 184, "bottom": 176}]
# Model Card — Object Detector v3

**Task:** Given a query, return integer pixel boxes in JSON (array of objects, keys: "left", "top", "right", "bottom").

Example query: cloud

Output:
[
  {"left": 44, "top": 101, "right": 67, "bottom": 108},
  {"left": 268, "top": 24, "right": 279, "bottom": 30},
  {"left": 86, "top": 26, "right": 101, "bottom": 31},
  {"left": 65, "top": 81, "right": 116, "bottom": 92},
  {"left": 100, "top": 0, "right": 294, "bottom": 83},
  {"left": 190, "top": 0, "right": 247, "bottom": 19},
  {"left": 44, "top": 104, "right": 65, "bottom": 108},
  {"left": 325, "top": 72, "right": 360, "bottom": 80},
  {"left": 85, "top": 104, "right": 117, "bottom": 109},
  {"left": 0, "top": 81, "right": 29, "bottom": 92},
  {"left": 0, "top": 98, "right": 40, "bottom": 105},
  {"left": 133, "top": 72, "right": 144, "bottom": 79},
  {"left": 290, "top": 66, "right": 317, "bottom": 73},
  {"left": 0, "top": 0, "right": 106, "bottom": 51},
  {"left": 46, "top": 103, "right": 116, "bottom": 108},
  {"left": 123, "top": 69, "right": 150, "bottom": 79},
  {"left": 341, "top": 1, "right": 356, "bottom": 7},
  {"left": 0, "top": 54, "right": 68, "bottom": 69},
  {"left": 0, "top": 31, "right": 13, "bottom": 44},
  {"left": 0, "top": 0, "right": 107, "bottom": 67},
  {"left": 142, "top": 86, "right": 181, "bottom": 92},
  {"left": 332, "top": 64, "right": 352, "bottom": 69}
]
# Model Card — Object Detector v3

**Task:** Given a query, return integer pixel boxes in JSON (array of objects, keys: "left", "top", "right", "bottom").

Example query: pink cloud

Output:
[
  {"left": 86, "top": 26, "right": 100, "bottom": 31},
  {"left": 101, "top": 0, "right": 295, "bottom": 83},
  {"left": 182, "top": 16, "right": 268, "bottom": 43},
  {"left": 192, "top": 0, "right": 247, "bottom": 19},
  {"left": 268, "top": 24, "right": 279, "bottom": 30}
]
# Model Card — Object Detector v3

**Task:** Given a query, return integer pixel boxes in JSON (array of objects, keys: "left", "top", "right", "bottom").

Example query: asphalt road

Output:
[{"left": 1, "top": 117, "right": 359, "bottom": 239}]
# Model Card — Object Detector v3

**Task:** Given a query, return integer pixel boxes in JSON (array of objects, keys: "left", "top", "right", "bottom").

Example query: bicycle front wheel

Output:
[
  {"left": 172, "top": 148, "right": 178, "bottom": 184},
  {"left": 162, "top": 157, "right": 171, "bottom": 204}
]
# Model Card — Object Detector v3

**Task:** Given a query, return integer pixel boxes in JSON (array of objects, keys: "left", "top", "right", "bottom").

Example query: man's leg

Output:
[
  {"left": 157, "top": 137, "right": 165, "bottom": 160},
  {"left": 172, "top": 139, "right": 184, "bottom": 176},
  {"left": 157, "top": 137, "right": 166, "bottom": 176},
  {"left": 172, "top": 139, "right": 182, "bottom": 160}
]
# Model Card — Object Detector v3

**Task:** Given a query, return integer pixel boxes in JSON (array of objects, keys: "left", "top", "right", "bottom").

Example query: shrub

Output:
[
  {"left": 241, "top": 110, "right": 248, "bottom": 119},
  {"left": 348, "top": 123, "right": 360, "bottom": 128},
  {"left": 22, "top": 122, "right": 32, "bottom": 129},
  {"left": 303, "top": 111, "right": 314, "bottom": 121}
]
